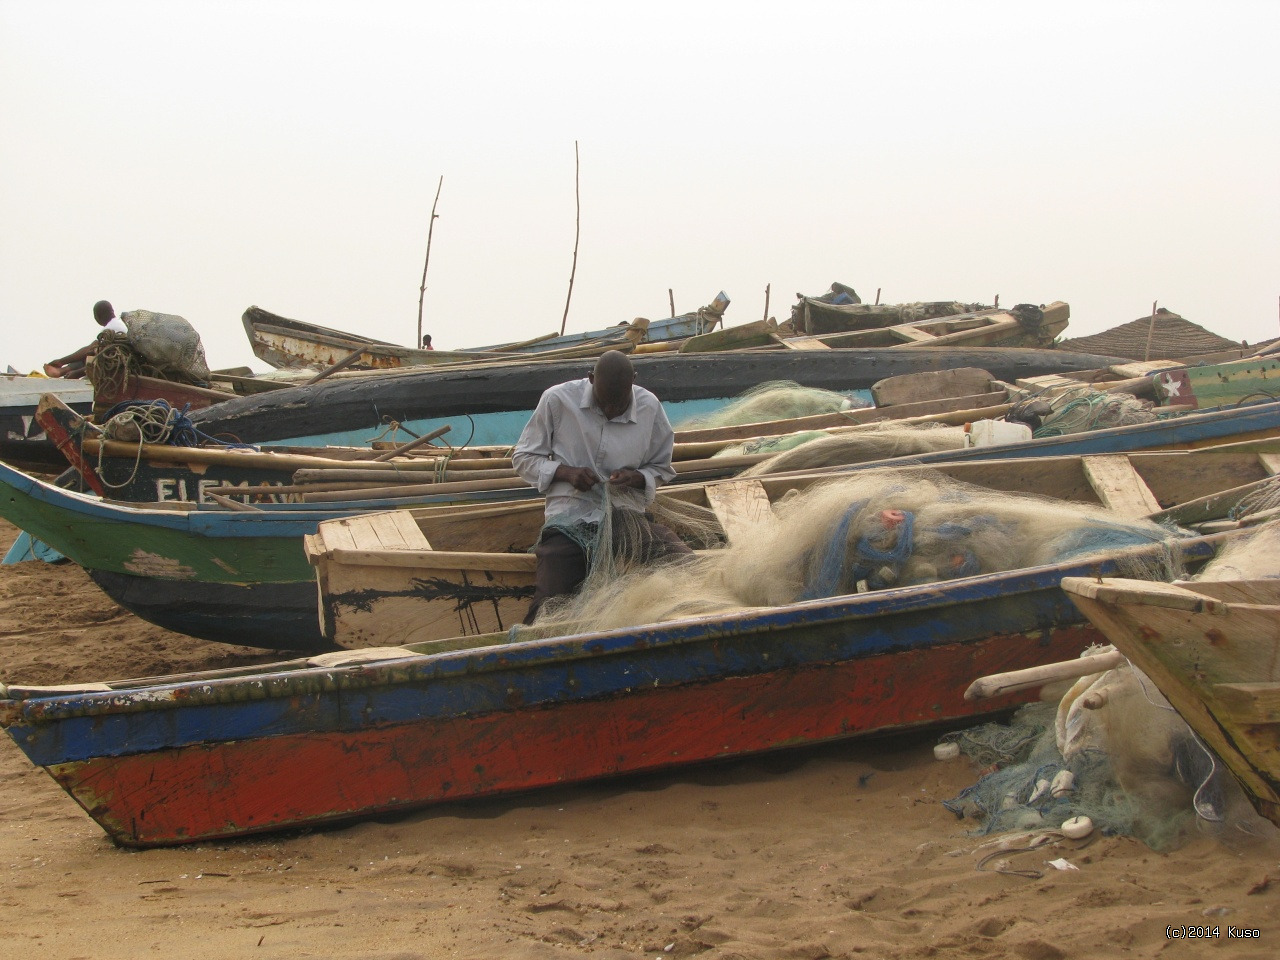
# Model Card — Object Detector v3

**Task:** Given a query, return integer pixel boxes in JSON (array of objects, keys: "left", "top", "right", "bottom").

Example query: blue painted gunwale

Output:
[
  {"left": 465, "top": 312, "right": 717, "bottom": 354},
  {"left": 0, "top": 458, "right": 539, "bottom": 547},
  {"left": 837, "top": 398, "right": 1280, "bottom": 473},
  {"left": 3, "top": 534, "right": 1218, "bottom": 768}
]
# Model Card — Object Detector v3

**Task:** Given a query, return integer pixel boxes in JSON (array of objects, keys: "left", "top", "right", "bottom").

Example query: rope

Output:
[
  {"left": 1229, "top": 475, "right": 1280, "bottom": 520},
  {"left": 87, "top": 340, "right": 137, "bottom": 399},
  {"left": 1032, "top": 386, "right": 1156, "bottom": 438},
  {"left": 94, "top": 399, "right": 253, "bottom": 489}
]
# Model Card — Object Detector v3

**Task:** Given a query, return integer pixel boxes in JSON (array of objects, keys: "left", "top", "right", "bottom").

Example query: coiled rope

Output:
[{"left": 94, "top": 399, "right": 251, "bottom": 489}]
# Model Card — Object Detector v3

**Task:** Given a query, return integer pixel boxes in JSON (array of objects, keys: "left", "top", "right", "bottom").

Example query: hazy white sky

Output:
[{"left": 3, "top": 0, "right": 1277, "bottom": 373}]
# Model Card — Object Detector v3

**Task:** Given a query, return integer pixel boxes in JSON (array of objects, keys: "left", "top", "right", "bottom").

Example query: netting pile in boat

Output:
[
  {"left": 736, "top": 423, "right": 967, "bottom": 474},
  {"left": 1196, "top": 515, "right": 1280, "bottom": 581},
  {"left": 518, "top": 469, "right": 1186, "bottom": 636},
  {"left": 942, "top": 654, "right": 1278, "bottom": 851},
  {"left": 1029, "top": 386, "right": 1158, "bottom": 438},
  {"left": 675, "top": 380, "right": 870, "bottom": 430},
  {"left": 89, "top": 311, "right": 211, "bottom": 390}
]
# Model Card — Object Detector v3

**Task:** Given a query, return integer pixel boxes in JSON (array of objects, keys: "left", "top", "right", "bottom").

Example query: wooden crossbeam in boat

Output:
[
  {"left": 1081, "top": 455, "right": 1162, "bottom": 518},
  {"left": 1212, "top": 682, "right": 1280, "bottom": 723},
  {"left": 889, "top": 326, "right": 937, "bottom": 343},
  {"left": 1107, "top": 360, "right": 1184, "bottom": 379},
  {"left": 704, "top": 479, "right": 774, "bottom": 543},
  {"left": 1257, "top": 452, "right": 1280, "bottom": 475},
  {"left": 1015, "top": 373, "right": 1081, "bottom": 392},
  {"left": 359, "top": 510, "right": 431, "bottom": 551},
  {"left": 779, "top": 336, "right": 832, "bottom": 350},
  {"left": 1062, "top": 577, "right": 1229, "bottom": 613}
]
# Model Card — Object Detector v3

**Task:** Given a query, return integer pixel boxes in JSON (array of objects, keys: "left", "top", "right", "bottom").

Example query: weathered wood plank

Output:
[
  {"left": 1212, "top": 682, "right": 1280, "bottom": 723},
  {"left": 870, "top": 367, "right": 994, "bottom": 407},
  {"left": 366, "top": 509, "right": 431, "bottom": 551},
  {"left": 780, "top": 337, "right": 833, "bottom": 350},
  {"left": 704, "top": 479, "right": 774, "bottom": 543},
  {"left": 1081, "top": 455, "right": 1162, "bottom": 518}
]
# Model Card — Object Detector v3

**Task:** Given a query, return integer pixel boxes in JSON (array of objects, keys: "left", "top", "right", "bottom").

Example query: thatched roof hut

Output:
[{"left": 1058, "top": 308, "right": 1245, "bottom": 361}]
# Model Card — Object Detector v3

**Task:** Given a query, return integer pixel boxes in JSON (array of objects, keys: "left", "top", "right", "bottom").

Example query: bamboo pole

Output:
[
  {"left": 417, "top": 174, "right": 443, "bottom": 348},
  {"left": 372, "top": 424, "right": 452, "bottom": 462},
  {"left": 559, "top": 140, "right": 580, "bottom": 336},
  {"left": 1144, "top": 300, "right": 1159, "bottom": 362},
  {"left": 304, "top": 349, "right": 365, "bottom": 385},
  {"left": 293, "top": 466, "right": 519, "bottom": 484},
  {"left": 669, "top": 289, "right": 675, "bottom": 317},
  {"left": 763, "top": 283, "right": 771, "bottom": 322}
]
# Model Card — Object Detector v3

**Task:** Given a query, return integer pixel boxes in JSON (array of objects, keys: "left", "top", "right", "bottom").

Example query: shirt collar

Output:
[{"left": 576, "top": 377, "right": 636, "bottom": 423}]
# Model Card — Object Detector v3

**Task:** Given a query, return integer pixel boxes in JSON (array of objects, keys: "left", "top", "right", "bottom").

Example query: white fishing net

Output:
[
  {"left": 944, "top": 656, "right": 1279, "bottom": 851},
  {"left": 675, "top": 380, "right": 870, "bottom": 430},
  {"left": 738, "top": 424, "right": 968, "bottom": 475},
  {"left": 519, "top": 470, "right": 1186, "bottom": 637}
]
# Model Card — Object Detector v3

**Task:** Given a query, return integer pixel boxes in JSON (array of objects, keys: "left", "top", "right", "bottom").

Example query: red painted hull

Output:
[{"left": 51, "top": 625, "right": 1097, "bottom": 846}]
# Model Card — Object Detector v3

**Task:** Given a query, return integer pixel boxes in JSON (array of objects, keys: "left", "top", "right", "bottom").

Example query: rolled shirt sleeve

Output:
[{"left": 511, "top": 392, "right": 563, "bottom": 493}]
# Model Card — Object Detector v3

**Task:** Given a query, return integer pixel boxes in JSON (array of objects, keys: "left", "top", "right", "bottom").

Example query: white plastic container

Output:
[{"left": 964, "top": 419, "right": 1033, "bottom": 448}]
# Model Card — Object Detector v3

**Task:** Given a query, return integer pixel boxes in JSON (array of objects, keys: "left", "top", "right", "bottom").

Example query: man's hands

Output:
[
  {"left": 554, "top": 464, "right": 601, "bottom": 491},
  {"left": 553, "top": 465, "right": 645, "bottom": 491},
  {"left": 607, "top": 468, "right": 645, "bottom": 490}
]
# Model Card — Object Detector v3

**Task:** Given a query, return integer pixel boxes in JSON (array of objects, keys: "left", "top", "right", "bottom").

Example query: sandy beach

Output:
[{"left": 1, "top": 517, "right": 1277, "bottom": 959}]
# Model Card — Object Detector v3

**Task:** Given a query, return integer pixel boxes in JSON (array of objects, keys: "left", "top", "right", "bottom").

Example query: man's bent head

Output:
[{"left": 589, "top": 350, "right": 635, "bottom": 420}]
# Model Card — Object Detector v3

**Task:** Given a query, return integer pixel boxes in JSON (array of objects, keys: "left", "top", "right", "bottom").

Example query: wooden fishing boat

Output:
[
  {"left": 187, "top": 346, "right": 1128, "bottom": 448},
  {"left": 1152, "top": 355, "right": 1280, "bottom": 410},
  {"left": 0, "top": 374, "right": 94, "bottom": 472},
  {"left": 34, "top": 385, "right": 1010, "bottom": 505},
  {"left": 0, "top": 530, "right": 1222, "bottom": 848},
  {"left": 781, "top": 302, "right": 1069, "bottom": 352},
  {"left": 305, "top": 440, "right": 1280, "bottom": 648},
  {"left": 0, "top": 459, "right": 547, "bottom": 650},
  {"left": 243, "top": 296, "right": 728, "bottom": 370},
  {"left": 1061, "top": 574, "right": 1280, "bottom": 828},
  {"left": 674, "top": 302, "right": 1068, "bottom": 353},
  {"left": 10, "top": 401, "right": 1280, "bottom": 652}
]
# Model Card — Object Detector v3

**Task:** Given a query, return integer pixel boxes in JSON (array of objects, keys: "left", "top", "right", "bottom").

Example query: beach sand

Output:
[{"left": 1, "top": 518, "right": 1277, "bottom": 959}]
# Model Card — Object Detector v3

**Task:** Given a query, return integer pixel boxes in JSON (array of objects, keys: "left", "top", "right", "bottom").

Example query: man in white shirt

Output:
[
  {"left": 44, "top": 300, "right": 128, "bottom": 378},
  {"left": 512, "top": 350, "right": 691, "bottom": 623}
]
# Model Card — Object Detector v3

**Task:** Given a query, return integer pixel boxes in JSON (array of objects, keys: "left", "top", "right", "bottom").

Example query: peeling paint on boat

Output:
[{"left": 122, "top": 551, "right": 197, "bottom": 579}]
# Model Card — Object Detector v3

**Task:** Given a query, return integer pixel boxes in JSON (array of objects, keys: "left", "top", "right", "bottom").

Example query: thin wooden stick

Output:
[
  {"left": 763, "top": 283, "right": 771, "bottom": 322},
  {"left": 559, "top": 141, "right": 580, "bottom": 336},
  {"left": 874, "top": 288, "right": 881, "bottom": 305},
  {"left": 371, "top": 424, "right": 452, "bottom": 462},
  {"left": 1144, "top": 300, "right": 1159, "bottom": 362},
  {"left": 206, "top": 492, "right": 264, "bottom": 512},
  {"left": 417, "top": 175, "right": 443, "bottom": 348},
  {"left": 669, "top": 289, "right": 675, "bottom": 317},
  {"left": 304, "top": 348, "right": 365, "bottom": 385}
]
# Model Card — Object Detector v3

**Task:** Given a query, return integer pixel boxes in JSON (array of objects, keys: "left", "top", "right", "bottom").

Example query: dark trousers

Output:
[{"left": 523, "top": 514, "right": 692, "bottom": 624}]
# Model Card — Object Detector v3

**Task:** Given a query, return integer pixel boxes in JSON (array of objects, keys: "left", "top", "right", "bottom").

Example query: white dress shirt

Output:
[{"left": 512, "top": 378, "right": 678, "bottom": 523}]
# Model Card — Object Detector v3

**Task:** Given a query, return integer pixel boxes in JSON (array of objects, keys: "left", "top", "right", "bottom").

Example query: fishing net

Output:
[
  {"left": 739, "top": 423, "right": 968, "bottom": 475},
  {"left": 121, "top": 310, "right": 211, "bottom": 382},
  {"left": 1228, "top": 477, "right": 1280, "bottom": 524},
  {"left": 517, "top": 469, "right": 1186, "bottom": 637},
  {"left": 943, "top": 656, "right": 1278, "bottom": 851},
  {"left": 1196, "top": 516, "right": 1280, "bottom": 581},
  {"left": 1030, "top": 387, "right": 1159, "bottom": 438},
  {"left": 711, "top": 430, "right": 831, "bottom": 460},
  {"left": 675, "top": 381, "right": 870, "bottom": 430}
]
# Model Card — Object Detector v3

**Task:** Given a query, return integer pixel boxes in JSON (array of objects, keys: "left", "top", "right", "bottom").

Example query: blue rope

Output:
[
  {"left": 800, "top": 502, "right": 917, "bottom": 600},
  {"left": 101, "top": 399, "right": 253, "bottom": 449}
]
